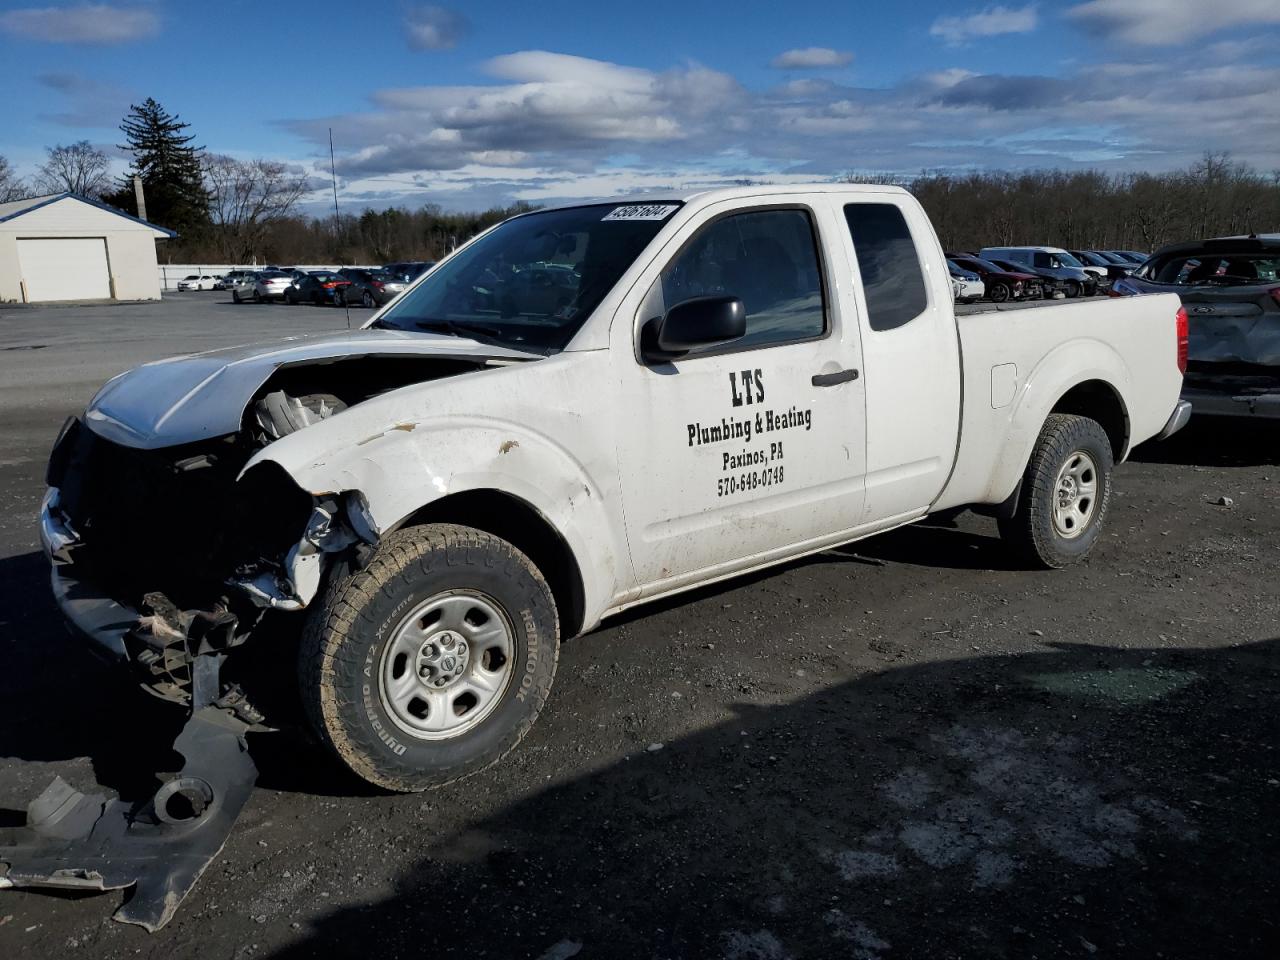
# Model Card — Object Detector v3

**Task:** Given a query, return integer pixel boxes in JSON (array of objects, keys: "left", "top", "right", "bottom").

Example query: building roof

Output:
[{"left": 0, "top": 192, "right": 177, "bottom": 237}]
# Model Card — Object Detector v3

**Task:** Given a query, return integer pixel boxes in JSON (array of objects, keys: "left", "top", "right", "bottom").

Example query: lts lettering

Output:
[{"left": 730, "top": 369, "right": 765, "bottom": 406}]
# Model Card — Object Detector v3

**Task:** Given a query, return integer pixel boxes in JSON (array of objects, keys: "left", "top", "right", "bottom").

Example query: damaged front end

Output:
[{"left": 5, "top": 388, "right": 387, "bottom": 929}]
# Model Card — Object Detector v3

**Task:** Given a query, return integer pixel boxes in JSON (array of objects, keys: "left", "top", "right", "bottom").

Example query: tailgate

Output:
[{"left": 1181, "top": 288, "right": 1280, "bottom": 365}]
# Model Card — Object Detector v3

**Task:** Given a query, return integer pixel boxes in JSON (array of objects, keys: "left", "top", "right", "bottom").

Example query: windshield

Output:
[
  {"left": 1140, "top": 251, "right": 1280, "bottom": 286},
  {"left": 962, "top": 257, "right": 1007, "bottom": 273},
  {"left": 1055, "top": 252, "right": 1084, "bottom": 268},
  {"left": 373, "top": 202, "right": 681, "bottom": 351}
]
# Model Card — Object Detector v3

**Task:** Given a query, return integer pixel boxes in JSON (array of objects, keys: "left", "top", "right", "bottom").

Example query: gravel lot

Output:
[{"left": 1, "top": 293, "right": 1277, "bottom": 959}]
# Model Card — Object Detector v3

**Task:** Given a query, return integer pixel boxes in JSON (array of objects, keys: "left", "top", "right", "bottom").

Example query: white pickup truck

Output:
[{"left": 41, "top": 184, "right": 1190, "bottom": 794}]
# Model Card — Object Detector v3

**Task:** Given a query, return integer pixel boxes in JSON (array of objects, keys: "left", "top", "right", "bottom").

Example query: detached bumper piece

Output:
[{"left": 0, "top": 700, "right": 257, "bottom": 932}]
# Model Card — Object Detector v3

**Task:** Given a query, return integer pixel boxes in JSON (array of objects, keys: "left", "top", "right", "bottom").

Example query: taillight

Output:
[
  {"left": 371, "top": 280, "right": 384, "bottom": 288},
  {"left": 1175, "top": 306, "right": 1188, "bottom": 374},
  {"left": 1268, "top": 285, "right": 1280, "bottom": 308}
]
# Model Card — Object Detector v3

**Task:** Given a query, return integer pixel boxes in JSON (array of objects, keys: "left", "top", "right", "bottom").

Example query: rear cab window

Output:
[{"left": 842, "top": 203, "right": 928, "bottom": 332}]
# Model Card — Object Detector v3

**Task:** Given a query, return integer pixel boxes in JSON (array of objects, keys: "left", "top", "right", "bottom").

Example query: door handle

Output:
[{"left": 811, "top": 368, "right": 859, "bottom": 387}]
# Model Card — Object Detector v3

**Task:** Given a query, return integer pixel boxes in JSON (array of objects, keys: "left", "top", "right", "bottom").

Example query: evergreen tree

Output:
[{"left": 112, "top": 98, "right": 209, "bottom": 235}]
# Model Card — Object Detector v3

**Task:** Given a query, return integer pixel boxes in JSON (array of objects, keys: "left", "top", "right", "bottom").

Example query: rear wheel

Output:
[
  {"left": 998, "top": 413, "right": 1113, "bottom": 569},
  {"left": 300, "top": 524, "right": 560, "bottom": 792}
]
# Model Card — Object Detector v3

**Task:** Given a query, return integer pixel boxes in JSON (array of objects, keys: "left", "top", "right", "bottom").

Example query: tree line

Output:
[
  {"left": 892, "top": 154, "right": 1280, "bottom": 253},
  {"left": 3, "top": 94, "right": 1277, "bottom": 264}
]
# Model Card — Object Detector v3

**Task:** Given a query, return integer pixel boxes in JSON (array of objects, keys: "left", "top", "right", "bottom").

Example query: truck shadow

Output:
[
  {"left": 1131, "top": 417, "right": 1280, "bottom": 467},
  {"left": 267, "top": 636, "right": 1279, "bottom": 960}
]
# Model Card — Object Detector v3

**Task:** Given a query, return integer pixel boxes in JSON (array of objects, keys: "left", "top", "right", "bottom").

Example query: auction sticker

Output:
[{"left": 602, "top": 204, "right": 680, "bottom": 221}]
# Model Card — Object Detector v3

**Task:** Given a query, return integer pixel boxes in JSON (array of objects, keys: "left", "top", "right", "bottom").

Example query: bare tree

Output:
[
  {"left": 0, "top": 154, "right": 28, "bottom": 202},
  {"left": 35, "top": 141, "right": 111, "bottom": 197},
  {"left": 203, "top": 154, "right": 309, "bottom": 262}
]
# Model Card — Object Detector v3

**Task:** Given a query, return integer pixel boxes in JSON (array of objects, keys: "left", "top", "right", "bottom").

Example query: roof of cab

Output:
[{"left": 539, "top": 182, "right": 911, "bottom": 213}]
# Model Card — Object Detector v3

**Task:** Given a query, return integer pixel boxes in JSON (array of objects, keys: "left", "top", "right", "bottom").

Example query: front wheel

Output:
[
  {"left": 361, "top": 290, "right": 375, "bottom": 308},
  {"left": 232, "top": 290, "right": 242, "bottom": 303},
  {"left": 300, "top": 524, "right": 560, "bottom": 792},
  {"left": 989, "top": 283, "right": 1010, "bottom": 303},
  {"left": 998, "top": 413, "right": 1113, "bottom": 569}
]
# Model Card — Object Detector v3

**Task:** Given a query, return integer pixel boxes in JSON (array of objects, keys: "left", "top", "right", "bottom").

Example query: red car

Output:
[{"left": 947, "top": 254, "right": 1045, "bottom": 302}]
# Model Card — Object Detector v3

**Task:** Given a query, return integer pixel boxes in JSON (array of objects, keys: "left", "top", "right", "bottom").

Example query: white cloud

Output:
[
  {"left": 0, "top": 3, "right": 158, "bottom": 43},
  {"left": 930, "top": 5, "right": 1038, "bottom": 45},
  {"left": 404, "top": 5, "right": 467, "bottom": 51},
  {"left": 1066, "top": 0, "right": 1280, "bottom": 45},
  {"left": 284, "top": 48, "right": 1280, "bottom": 211},
  {"left": 770, "top": 47, "right": 854, "bottom": 69}
]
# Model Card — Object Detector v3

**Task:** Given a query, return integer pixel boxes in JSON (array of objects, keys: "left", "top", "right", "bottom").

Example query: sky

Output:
[{"left": 2, "top": 0, "right": 1279, "bottom": 213}]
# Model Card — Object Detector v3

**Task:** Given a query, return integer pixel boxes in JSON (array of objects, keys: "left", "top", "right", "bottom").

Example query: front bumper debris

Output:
[{"left": 0, "top": 698, "right": 258, "bottom": 931}]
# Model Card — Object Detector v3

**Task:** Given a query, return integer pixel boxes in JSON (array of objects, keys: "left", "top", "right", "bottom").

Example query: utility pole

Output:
[{"left": 132, "top": 175, "right": 147, "bottom": 221}]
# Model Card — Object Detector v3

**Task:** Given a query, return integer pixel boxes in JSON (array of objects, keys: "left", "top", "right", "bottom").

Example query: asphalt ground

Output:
[{"left": 0, "top": 293, "right": 1277, "bottom": 959}]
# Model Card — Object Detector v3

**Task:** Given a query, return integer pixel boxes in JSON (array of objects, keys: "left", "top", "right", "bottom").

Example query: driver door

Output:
[{"left": 611, "top": 199, "right": 868, "bottom": 597}]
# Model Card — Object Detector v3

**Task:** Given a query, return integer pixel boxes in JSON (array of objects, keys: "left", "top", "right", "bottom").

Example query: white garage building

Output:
[{"left": 0, "top": 192, "right": 174, "bottom": 303}]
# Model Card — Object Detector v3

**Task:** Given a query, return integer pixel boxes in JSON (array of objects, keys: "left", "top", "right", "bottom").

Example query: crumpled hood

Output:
[{"left": 84, "top": 329, "right": 538, "bottom": 449}]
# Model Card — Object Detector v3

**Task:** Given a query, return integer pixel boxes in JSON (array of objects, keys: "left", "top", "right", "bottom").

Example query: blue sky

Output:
[{"left": 2, "top": 0, "right": 1279, "bottom": 211}]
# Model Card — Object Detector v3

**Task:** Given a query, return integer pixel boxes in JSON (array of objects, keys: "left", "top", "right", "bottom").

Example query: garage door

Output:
[{"left": 17, "top": 237, "right": 111, "bottom": 301}]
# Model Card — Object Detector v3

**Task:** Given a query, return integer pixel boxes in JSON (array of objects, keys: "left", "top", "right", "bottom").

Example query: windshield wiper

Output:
[{"left": 410, "top": 318, "right": 505, "bottom": 339}]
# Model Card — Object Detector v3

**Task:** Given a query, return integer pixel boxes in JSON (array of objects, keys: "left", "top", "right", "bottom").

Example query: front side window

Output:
[
  {"left": 659, "top": 208, "right": 825, "bottom": 351},
  {"left": 843, "top": 203, "right": 927, "bottom": 332}
]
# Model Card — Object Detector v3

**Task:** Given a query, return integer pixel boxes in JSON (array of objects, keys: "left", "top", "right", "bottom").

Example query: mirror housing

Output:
[{"left": 643, "top": 295, "right": 747, "bottom": 361}]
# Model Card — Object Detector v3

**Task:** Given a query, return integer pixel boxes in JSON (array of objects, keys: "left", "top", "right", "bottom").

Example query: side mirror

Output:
[{"left": 643, "top": 295, "right": 746, "bottom": 361}]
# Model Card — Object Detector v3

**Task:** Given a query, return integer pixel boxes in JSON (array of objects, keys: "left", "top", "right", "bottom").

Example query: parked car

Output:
[
  {"left": 1110, "top": 235, "right": 1280, "bottom": 418},
  {"left": 252, "top": 271, "right": 294, "bottom": 302},
  {"left": 218, "top": 270, "right": 254, "bottom": 291},
  {"left": 177, "top": 274, "right": 219, "bottom": 292},
  {"left": 980, "top": 246, "right": 1097, "bottom": 298},
  {"left": 947, "top": 254, "right": 1044, "bottom": 302},
  {"left": 230, "top": 272, "right": 260, "bottom": 303},
  {"left": 946, "top": 259, "right": 985, "bottom": 302},
  {"left": 987, "top": 258, "right": 1068, "bottom": 299},
  {"left": 338, "top": 267, "right": 406, "bottom": 307},
  {"left": 1109, "top": 251, "right": 1148, "bottom": 265},
  {"left": 1090, "top": 251, "right": 1139, "bottom": 272},
  {"left": 384, "top": 261, "right": 436, "bottom": 283},
  {"left": 1069, "top": 251, "right": 1129, "bottom": 283},
  {"left": 285, "top": 271, "right": 353, "bottom": 305}
]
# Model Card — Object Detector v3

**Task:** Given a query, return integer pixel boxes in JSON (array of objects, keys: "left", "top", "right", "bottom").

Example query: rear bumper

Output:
[
  {"left": 1182, "top": 386, "right": 1280, "bottom": 419},
  {"left": 1155, "top": 399, "right": 1193, "bottom": 440}
]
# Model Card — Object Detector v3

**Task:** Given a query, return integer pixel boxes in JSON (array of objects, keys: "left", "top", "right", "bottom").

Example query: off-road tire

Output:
[
  {"left": 299, "top": 524, "right": 559, "bottom": 792},
  {"left": 998, "top": 413, "right": 1113, "bottom": 569}
]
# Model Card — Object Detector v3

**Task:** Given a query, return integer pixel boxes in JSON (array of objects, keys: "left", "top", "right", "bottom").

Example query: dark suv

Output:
[
  {"left": 337, "top": 268, "right": 407, "bottom": 307},
  {"left": 1112, "top": 235, "right": 1280, "bottom": 418}
]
